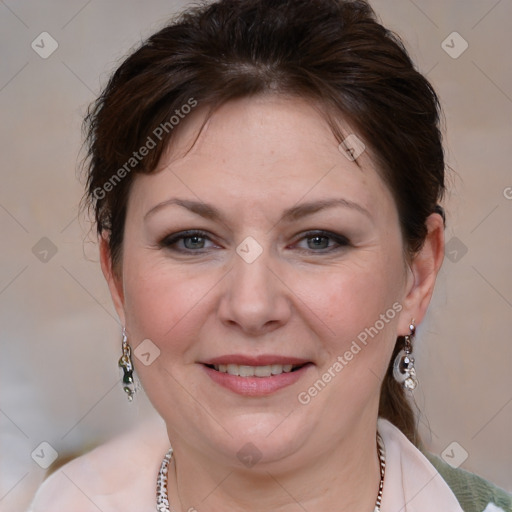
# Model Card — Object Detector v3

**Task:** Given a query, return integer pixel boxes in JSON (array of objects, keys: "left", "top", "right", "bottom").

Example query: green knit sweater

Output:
[{"left": 422, "top": 451, "right": 512, "bottom": 512}]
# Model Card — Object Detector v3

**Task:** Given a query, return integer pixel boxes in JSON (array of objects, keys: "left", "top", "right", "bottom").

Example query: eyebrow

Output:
[{"left": 144, "top": 197, "right": 372, "bottom": 223}]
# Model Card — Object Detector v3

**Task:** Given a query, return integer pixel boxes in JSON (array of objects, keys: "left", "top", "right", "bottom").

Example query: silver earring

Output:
[
  {"left": 393, "top": 320, "right": 418, "bottom": 391},
  {"left": 118, "top": 327, "right": 136, "bottom": 401}
]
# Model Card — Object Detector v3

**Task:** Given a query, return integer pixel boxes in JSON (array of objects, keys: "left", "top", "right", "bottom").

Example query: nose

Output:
[{"left": 218, "top": 247, "right": 292, "bottom": 336}]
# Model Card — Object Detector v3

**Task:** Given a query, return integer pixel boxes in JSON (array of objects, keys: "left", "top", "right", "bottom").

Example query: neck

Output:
[{"left": 166, "top": 417, "right": 381, "bottom": 512}]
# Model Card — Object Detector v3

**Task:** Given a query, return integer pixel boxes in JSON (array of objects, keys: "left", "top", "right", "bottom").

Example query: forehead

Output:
[
  {"left": 162, "top": 95, "right": 363, "bottom": 173},
  {"left": 128, "top": 95, "right": 397, "bottom": 223}
]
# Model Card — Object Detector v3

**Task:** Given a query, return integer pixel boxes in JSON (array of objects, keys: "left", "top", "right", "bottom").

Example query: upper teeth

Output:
[{"left": 213, "top": 364, "right": 295, "bottom": 377}]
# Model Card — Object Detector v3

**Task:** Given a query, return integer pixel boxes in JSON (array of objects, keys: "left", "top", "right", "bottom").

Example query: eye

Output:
[
  {"left": 158, "top": 229, "right": 350, "bottom": 254},
  {"left": 293, "top": 230, "right": 350, "bottom": 252},
  {"left": 159, "top": 230, "right": 217, "bottom": 252}
]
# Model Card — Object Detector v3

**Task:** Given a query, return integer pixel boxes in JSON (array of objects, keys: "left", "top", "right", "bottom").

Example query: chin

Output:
[{"left": 215, "top": 412, "right": 313, "bottom": 467}]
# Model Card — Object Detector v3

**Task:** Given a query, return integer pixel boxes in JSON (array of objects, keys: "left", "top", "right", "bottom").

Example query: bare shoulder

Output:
[{"left": 28, "top": 417, "right": 170, "bottom": 512}]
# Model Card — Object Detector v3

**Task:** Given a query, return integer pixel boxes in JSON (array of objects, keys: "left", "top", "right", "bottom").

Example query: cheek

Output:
[
  {"left": 294, "top": 252, "right": 405, "bottom": 350},
  {"left": 121, "top": 253, "right": 213, "bottom": 357},
  {"left": 290, "top": 255, "right": 405, "bottom": 420}
]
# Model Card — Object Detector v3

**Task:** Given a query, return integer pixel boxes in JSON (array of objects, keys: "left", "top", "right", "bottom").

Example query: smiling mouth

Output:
[{"left": 204, "top": 363, "right": 308, "bottom": 377}]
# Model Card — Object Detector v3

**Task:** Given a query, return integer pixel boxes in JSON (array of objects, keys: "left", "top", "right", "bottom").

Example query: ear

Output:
[
  {"left": 99, "top": 232, "right": 126, "bottom": 326},
  {"left": 398, "top": 213, "right": 445, "bottom": 335}
]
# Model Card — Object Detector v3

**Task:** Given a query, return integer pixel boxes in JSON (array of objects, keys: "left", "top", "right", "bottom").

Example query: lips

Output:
[{"left": 200, "top": 354, "right": 313, "bottom": 396}]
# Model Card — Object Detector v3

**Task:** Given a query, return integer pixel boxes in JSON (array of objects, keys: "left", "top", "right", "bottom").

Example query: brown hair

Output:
[{"left": 82, "top": 0, "right": 446, "bottom": 445}]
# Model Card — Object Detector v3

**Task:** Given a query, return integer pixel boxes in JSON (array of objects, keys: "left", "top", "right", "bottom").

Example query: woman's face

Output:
[{"left": 106, "top": 95, "right": 419, "bottom": 467}]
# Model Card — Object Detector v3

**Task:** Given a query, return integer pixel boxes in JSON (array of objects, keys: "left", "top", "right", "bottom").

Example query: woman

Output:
[{"left": 29, "top": 0, "right": 511, "bottom": 510}]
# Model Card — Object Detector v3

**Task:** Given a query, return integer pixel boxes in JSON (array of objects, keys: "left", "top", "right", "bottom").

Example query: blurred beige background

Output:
[{"left": 1, "top": 0, "right": 511, "bottom": 510}]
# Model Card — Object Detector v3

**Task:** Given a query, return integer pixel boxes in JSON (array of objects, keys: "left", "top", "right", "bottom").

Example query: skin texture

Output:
[{"left": 100, "top": 95, "right": 445, "bottom": 511}]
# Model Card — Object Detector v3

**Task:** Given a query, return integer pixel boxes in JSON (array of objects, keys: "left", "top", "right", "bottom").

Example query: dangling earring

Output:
[
  {"left": 393, "top": 320, "right": 418, "bottom": 391},
  {"left": 118, "top": 327, "right": 136, "bottom": 401}
]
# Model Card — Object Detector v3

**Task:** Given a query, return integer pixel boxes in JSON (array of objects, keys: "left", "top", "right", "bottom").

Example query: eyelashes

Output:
[
  {"left": 292, "top": 230, "right": 350, "bottom": 252},
  {"left": 158, "top": 229, "right": 351, "bottom": 254},
  {"left": 159, "top": 230, "right": 214, "bottom": 252}
]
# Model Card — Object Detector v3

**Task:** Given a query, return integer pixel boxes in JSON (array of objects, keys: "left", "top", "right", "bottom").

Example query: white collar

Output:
[{"left": 378, "top": 417, "right": 464, "bottom": 512}]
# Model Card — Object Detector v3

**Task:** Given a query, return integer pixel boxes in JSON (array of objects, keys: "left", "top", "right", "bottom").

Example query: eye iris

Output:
[
  {"left": 308, "top": 235, "right": 329, "bottom": 250},
  {"left": 184, "top": 235, "right": 204, "bottom": 249}
]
